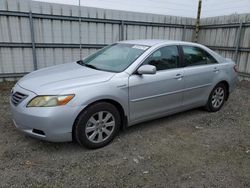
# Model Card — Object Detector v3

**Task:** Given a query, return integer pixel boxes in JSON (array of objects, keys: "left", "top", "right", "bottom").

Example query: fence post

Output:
[
  {"left": 182, "top": 25, "right": 186, "bottom": 41},
  {"left": 120, "top": 20, "right": 124, "bottom": 41},
  {"left": 78, "top": 0, "right": 82, "bottom": 59},
  {"left": 29, "top": 11, "right": 38, "bottom": 70},
  {"left": 234, "top": 20, "right": 243, "bottom": 64}
]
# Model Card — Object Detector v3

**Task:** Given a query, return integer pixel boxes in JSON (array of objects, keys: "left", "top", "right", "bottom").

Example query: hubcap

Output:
[
  {"left": 85, "top": 111, "right": 115, "bottom": 143},
  {"left": 211, "top": 87, "right": 224, "bottom": 108}
]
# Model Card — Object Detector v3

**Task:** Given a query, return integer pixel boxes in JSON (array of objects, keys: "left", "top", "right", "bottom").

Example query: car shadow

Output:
[
  {"left": 121, "top": 107, "right": 207, "bottom": 135},
  {"left": 24, "top": 107, "right": 207, "bottom": 151}
]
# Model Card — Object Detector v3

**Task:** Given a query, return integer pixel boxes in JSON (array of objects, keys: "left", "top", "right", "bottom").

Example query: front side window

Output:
[
  {"left": 182, "top": 46, "right": 217, "bottom": 66},
  {"left": 143, "top": 45, "right": 179, "bottom": 71},
  {"left": 78, "top": 43, "right": 149, "bottom": 72}
]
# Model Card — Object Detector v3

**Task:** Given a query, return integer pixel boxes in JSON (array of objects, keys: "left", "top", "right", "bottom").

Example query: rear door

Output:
[
  {"left": 128, "top": 45, "right": 184, "bottom": 123},
  {"left": 181, "top": 45, "right": 219, "bottom": 107}
]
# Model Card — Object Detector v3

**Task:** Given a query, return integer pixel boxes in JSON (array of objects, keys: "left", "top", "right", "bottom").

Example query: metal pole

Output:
[
  {"left": 194, "top": 0, "right": 202, "bottom": 42},
  {"left": 29, "top": 11, "right": 38, "bottom": 70},
  {"left": 234, "top": 20, "right": 243, "bottom": 64},
  {"left": 120, "top": 20, "right": 124, "bottom": 41},
  {"left": 182, "top": 25, "right": 186, "bottom": 41},
  {"left": 79, "top": 0, "right": 82, "bottom": 59}
]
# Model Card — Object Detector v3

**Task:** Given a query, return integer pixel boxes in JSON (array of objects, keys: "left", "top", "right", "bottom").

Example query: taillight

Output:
[{"left": 233, "top": 65, "right": 238, "bottom": 73}]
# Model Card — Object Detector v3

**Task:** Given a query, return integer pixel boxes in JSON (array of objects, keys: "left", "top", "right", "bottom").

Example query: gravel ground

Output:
[{"left": 0, "top": 81, "right": 250, "bottom": 188}]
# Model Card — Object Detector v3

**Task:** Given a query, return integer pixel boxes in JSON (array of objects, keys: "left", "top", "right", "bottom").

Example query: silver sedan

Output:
[{"left": 10, "top": 40, "right": 238, "bottom": 148}]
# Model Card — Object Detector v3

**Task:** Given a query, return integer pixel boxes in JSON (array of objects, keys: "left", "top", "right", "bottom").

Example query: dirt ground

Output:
[{"left": 0, "top": 81, "right": 249, "bottom": 188}]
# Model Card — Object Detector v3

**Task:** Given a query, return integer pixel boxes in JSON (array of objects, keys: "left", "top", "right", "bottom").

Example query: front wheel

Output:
[
  {"left": 205, "top": 83, "right": 226, "bottom": 112},
  {"left": 74, "top": 102, "right": 121, "bottom": 149}
]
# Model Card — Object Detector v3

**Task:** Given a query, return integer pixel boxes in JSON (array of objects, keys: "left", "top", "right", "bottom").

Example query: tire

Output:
[
  {"left": 205, "top": 83, "right": 227, "bottom": 112},
  {"left": 74, "top": 102, "right": 121, "bottom": 149}
]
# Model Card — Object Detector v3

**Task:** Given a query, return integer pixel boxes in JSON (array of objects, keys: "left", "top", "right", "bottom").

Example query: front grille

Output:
[{"left": 11, "top": 92, "right": 28, "bottom": 106}]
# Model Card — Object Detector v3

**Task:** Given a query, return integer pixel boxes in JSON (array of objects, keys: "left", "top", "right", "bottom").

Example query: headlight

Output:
[{"left": 27, "top": 95, "right": 74, "bottom": 107}]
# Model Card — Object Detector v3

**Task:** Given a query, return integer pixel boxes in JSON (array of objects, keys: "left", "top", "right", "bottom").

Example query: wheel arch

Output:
[
  {"left": 216, "top": 80, "right": 230, "bottom": 101},
  {"left": 72, "top": 98, "right": 128, "bottom": 141}
]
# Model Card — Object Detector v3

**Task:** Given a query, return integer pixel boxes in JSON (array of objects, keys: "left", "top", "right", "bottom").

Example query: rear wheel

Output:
[
  {"left": 74, "top": 102, "right": 121, "bottom": 149},
  {"left": 205, "top": 83, "right": 226, "bottom": 112}
]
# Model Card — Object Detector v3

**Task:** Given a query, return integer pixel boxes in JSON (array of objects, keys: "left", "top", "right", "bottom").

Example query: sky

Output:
[{"left": 35, "top": 0, "right": 250, "bottom": 18}]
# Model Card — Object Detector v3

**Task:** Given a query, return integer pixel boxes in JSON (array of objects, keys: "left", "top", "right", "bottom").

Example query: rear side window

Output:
[
  {"left": 182, "top": 46, "right": 217, "bottom": 66},
  {"left": 143, "top": 45, "right": 179, "bottom": 71}
]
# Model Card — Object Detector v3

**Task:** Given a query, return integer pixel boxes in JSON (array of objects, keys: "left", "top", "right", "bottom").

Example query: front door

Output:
[{"left": 128, "top": 45, "right": 184, "bottom": 123}]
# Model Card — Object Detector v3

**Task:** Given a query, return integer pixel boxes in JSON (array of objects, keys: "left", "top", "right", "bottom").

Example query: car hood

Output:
[{"left": 18, "top": 62, "right": 115, "bottom": 94}]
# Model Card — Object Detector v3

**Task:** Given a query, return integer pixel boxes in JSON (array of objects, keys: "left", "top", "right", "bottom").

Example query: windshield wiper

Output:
[
  {"left": 76, "top": 60, "right": 85, "bottom": 65},
  {"left": 84, "top": 64, "right": 99, "bottom": 70},
  {"left": 77, "top": 60, "right": 99, "bottom": 70}
]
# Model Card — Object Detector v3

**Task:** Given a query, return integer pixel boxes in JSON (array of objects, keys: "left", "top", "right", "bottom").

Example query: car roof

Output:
[
  {"left": 118, "top": 39, "right": 199, "bottom": 47},
  {"left": 118, "top": 39, "right": 225, "bottom": 63}
]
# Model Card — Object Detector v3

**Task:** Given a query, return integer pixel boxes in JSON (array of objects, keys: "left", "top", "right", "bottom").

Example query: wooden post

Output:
[{"left": 194, "top": 0, "right": 202, "bottom": 42}]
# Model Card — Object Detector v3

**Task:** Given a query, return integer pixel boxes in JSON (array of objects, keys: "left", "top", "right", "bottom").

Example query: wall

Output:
[
  {"left": 1, "top": 0, "right": 250, "bottom": 80},
  {"left": 198, "top": 14, "right": 250, "bottom": 77},
  {"left": 0, "top": 0, "right": 195, "bottom": 81}
]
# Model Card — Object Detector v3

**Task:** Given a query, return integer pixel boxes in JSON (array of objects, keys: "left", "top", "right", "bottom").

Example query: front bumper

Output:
[{"left": 10, "top": 84, "right": 84, "bottom": 142}]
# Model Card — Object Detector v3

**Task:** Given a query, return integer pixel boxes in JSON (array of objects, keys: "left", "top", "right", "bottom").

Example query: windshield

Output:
[{"left": 79, "top": 43, "right": 149, "bottom": 72}]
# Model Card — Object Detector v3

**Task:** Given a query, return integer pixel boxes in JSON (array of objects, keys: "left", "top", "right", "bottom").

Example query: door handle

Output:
[
  {"left": 213, "top": 67, "right": 219, "bottom": 73},
  {"left": 174, "top": 73, "right": 183, "bottom": 80}
]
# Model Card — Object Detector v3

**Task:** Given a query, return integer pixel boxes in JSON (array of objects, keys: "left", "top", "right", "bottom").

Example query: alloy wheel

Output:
[
  {"left": 85, "top": 111, "right": 115, "bottom": 143},
  {"left": 211, "top": 87, "right": 225, "bottom": 108}
]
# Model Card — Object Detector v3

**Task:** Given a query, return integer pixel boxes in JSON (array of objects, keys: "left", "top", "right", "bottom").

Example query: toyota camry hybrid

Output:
[{"left": 10, "top": 40, "right": 238, "bottom": 148}]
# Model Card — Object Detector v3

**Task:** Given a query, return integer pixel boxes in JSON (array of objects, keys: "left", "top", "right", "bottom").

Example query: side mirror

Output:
[{"left": 137, "top": 65, "right": 156, "bottom": 75}]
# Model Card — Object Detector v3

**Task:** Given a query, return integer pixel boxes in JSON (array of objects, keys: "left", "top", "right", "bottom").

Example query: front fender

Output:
[{"left": 70, "top": 78, "right": 129, "bottom": 118}]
